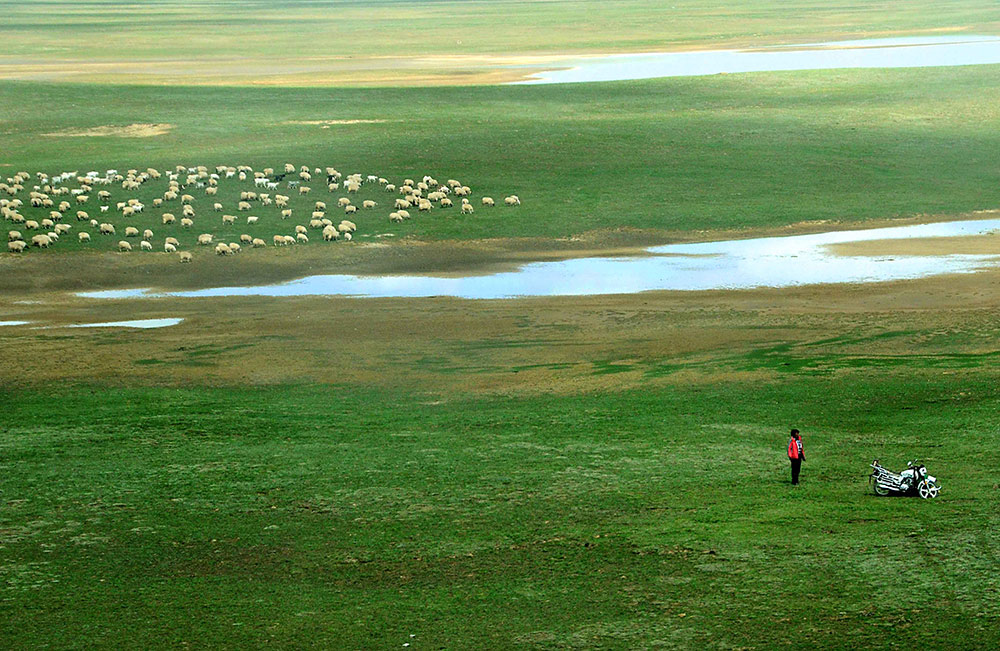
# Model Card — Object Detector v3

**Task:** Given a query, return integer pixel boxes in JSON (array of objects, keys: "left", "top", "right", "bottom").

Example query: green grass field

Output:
[
  {"left": 4, "top": 1, "right": 1000, "bottom": 647},
  {"left": 4, "top": 64, "right": 1000, "bottom": 250},
  {"left": 2, "top": 373, "right": 998, "bottom": 647}
]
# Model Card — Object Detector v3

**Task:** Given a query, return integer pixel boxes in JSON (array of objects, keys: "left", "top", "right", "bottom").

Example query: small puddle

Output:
[
  {"left": 78, "top": 219, "right": 1000, "bottom": 301},
  {"left": 513, "top": 36, "right": 1000, "bottom": 84},
  {"left": 56, "top": 318, "right": 184, "bottom": 329}
]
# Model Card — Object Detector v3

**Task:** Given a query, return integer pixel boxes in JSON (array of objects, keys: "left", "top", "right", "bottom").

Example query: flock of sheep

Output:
[{"left": 3, "top": 164, "right": 521, "bottom": 260}]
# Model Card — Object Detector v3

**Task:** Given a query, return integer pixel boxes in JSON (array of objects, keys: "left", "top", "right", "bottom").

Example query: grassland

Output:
[
  {"left": 1, "top": 0, "right": 999, "bottom": 85},
  {"left": 4, "top": 3, "right": 1000, "bottom": 646}
]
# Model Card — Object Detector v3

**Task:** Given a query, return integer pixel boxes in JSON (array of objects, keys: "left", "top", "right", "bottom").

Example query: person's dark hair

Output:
[{"left": 790, "top": 428, "right": 799, "bottom": 436}]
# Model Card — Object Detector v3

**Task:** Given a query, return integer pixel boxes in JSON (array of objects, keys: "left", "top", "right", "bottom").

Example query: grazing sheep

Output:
[
  {"left": 455, "top": 186, "right": 471, "bottom": 197},
  {"left": 240, "top": 233, "right": 253, "bottom": 245},
  {"left": 238, "top": 201, "right": 251, "bottom": 211},
  {"left": 311, "top": 211, "right": 325, "bottom": 220},
  {"left": 49, "top": 211, "right": 62, "bottom": 221},
  {"left": 179, "top": 251, "right": 193, "bottom": 263},
  {"left": 181, "top": 194, "right": 194, "bottom": 204},
  {"left": 283, "top": 235, "right": 296, "bottom": 245},
  {"left": 122, "top": 206, "right": 135, "bottom": 218},
  {"left": 76, "top": 210, "right": 89, "bottom": 220},
  {"left": 273, "top": 234, "right": 286, "bottom": 246},
  {"left": 389, "top": 212, "right": 403, "bottom": 223},
  {"left": 338, "top": 197, "right": 351, "bottom": 208},
  {"left": 384, "top": 184, "right": 396, "bottom": 193},
  {"left": 222, "top": 214, "right": 236, "bottom": 225},
  {"left": 418, "top": 199, "right": 432, "bottom": 212},
  {"left": 309, "top": 219, "right": 324, "bottom": 230},
  {"left": 31, "top": 234, "right": 51, "bottom": 248},
  {"left": 24, "top": 220, "right": 39, "bottom": 230},
  {"left": 214, "top": 202, "right": 223, "bottom": 212},
  {"left": 118, "top": 240, "right": 132, "bottom": 252},
  {"left": 140, "top": 240, "right": 153, "bottom": 251},
  {"left": 8, "top": 240, "right": 26, "bottom": 253},
  {"left": 322, "top": 225, "right": 339, "bottom": 241},
  {"left": 397, "top": 210, "right": 411, "bottom": 219},
  {"left": 197, "top": 233, "right": 213, "bottom": 245},
  {"left": 100, "top": 223, "right": 116, "bottom": 235},
  {"left": 8, "top": 230, "right": 22, "bottom": 241},
  {"left": 362, "top": 200, "right": 376, "bottom": 209},
  {"left": 100, "top": 205, "right": 109, "bottom": 213},
  {"left": 215, "top": 243, "right": 232, "bottom": 256},
  {"left": 394, "top": 198, "right": 410, "bottom": 209},
  {"left": 228, "top": 242, "right": 241, "bottom": 254},
  {"left": 152, "top": 198, "right": 163, "bottom": 207},
  {"left": 295, "top": 225, "right": 308, "bottom": 235},
  {"left": 143, "top": 229, "right": 153, "bottom": 240},
  {"left": 343, "top": 232, "right": 352, "bottom": 242},
  {"left": 90, "top": 219, "right": 100, "bottom": 227},
  {"left": 164, "top": 242, "right": 177, "bottom": 253},
  {"left": 78, "top": 232, "right": 91, "bottom": 242},
  {"left": 346, "top": 183, "right": 360, "bottom": 193},
  {"left": 165, "top": 237, "right": 179, "bottom": 247},
  {"left": 76, "top": 194, "right": 89, "bottom": 204},
  {"left": 46, "top": 231, "right": 59, "bottom": 242},
  {"left": 328, "top": 183, "right": 339, "bottom": 192},
  {"left": 338, "top": 220, "right": 357, "bottom": 232},
  {"left": 482, "top": 197, "right": 495, "bottom": 207},
  {"left": 124, "top": 226, "right": 140, "bottom": 238},
  {"left": 180, "top": 218, "right": 194, "bottom": 228},
  {"left": 281, "top": 209, "right": 292, "bottom": 219},
  {"left": 504, "top": 195, "right": 521, "bottom": 206},
  {"left": 440, "top": 198, "right": 453, "bottom": 208},
  {"left": 247, "top": 215, "right": 259, "bottom": 225},
  {"left": 55, "top": 223, "right": 71, "bottom": 234},
  {"left": 252, "top": 238, "right": 266, "bottom": 248},
  {"left": 206, "top": 186, "right": 218, "bottom": 196},
  {"left": 296, "top": 233, "right": 309, "bottom": 243},
  {"left": 344, "top": 205, "right": 357, "bottom": 215},
  {"left": 182, "top": 205, "right": 196, "bottom": 217},
  {"left": 462, "top": 204, "right": 474, "bottom": 214},
  {"left": 299, "top": 186, "right": 311, "bottom": 195},
  {"left": 275, "top": 195, "right": 289, "bottom": 208}
]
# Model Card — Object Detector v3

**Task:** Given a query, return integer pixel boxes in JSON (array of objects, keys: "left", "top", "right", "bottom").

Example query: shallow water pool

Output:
[
  {"left": 78, "top": 219, "right": 1000, "bottom": 301},
  {"left": 513, "top": 36, "right": 1000, "bottom": 84}
]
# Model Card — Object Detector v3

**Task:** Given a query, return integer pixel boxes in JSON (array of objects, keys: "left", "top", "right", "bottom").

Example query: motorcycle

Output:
[{"left": 869, "top": 460, "right": 940, "bottom": 499}]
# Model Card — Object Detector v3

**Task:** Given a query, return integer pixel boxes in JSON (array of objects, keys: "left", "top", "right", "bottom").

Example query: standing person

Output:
[{"left": 787, "top": 429, "right": 804, "bottom": 484}]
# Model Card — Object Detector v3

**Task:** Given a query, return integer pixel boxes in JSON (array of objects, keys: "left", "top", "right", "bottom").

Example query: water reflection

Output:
[
  {"left": 79, "top": 219, "right": 1000, "bottom": 300},
  {"left": 514, "top": 36, "right": 1000, "bottom": 84}
]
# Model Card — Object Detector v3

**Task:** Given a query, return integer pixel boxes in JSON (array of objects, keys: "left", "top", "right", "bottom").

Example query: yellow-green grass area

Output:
[
  {"left": 1, "top": 0, "right": 999, "bottom": 86},
  {"left": 5, "top": 63, "right": 1000, "bottom": 293}
]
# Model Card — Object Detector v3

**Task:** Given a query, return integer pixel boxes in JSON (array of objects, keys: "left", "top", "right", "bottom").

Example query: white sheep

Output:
[
  {"left": 504, "top": 195, "right": 521, "bottom": 206},
  {"left": 240, "top": 233, "right": 253, "bottom": 245},
  {"left": 8, "top": 240, "right": 26, "bottom": 253},
  {"left": 183, "top": 205, "right": 196, "bottom": 217},
  {"left": 164, "top": 242, "right": 177, "bottom": 253},
  {"left": 238, "top": 201, "right": 251, "bottom": 211},
  {"left": 215, "top": 243, "right": 232, "bottom": 256},
  {"left": 299, "top": 186, "right": 311, "bottom": 195},
  {"left": 338, "top": 197, "right": 351, "bottom": 208},
  {"left": 482, "top": 197, "right": 495, "bottom": 207},
  {"left": 397, "top": 210, "right": 410, "bottom": 219},
  {"left": 322, "top": 225, "right": 339, "bottom": 241},
  {"left": 280, "top": 209, "right": 292, "bottom": 220},
  {"left": 140, "top": 240, "right": 153, "bottom": 251},
  {"left": 343, "top": 232, "right": 352, "bottom": 242},
  {"left": 179, "top": 251, "right": 193, "bottom": 263},
  {"left": 222, "top": 214, "right": 236, "bottom": 225},
  {"left": 165, "top": 237, "right": 179, "bottom": 247},
  {"left": 283, "top": 235, "right": 296, "bottom": 245},
  {"left": 247, "top": 215, "right": 259, "bottom": 225},
  {"left": 78, "top": 232, "right": 91, "bottom": 242},
  {"left": 100, "top": 223, "right": 116, "bottom": 235},
  {"left": 118, "top": 240, "right": 132, "bottom": 252},
  {"left": 8, "top": 230, "right": 22, "bottom": 241},
  {"left": 181, "top": 218, "right": 194, "bottom": 228},
  {"left": 55, "top": 223, "right": 71, "bottom": 234},
  {"left": 197, "top": 233, "right": 213, "bottom": 245},
  {"left": 214, "top": 202, "right": 223, "bottom": 212},
  {"left": 344, "top": 205, "right": 357, "bottom": 215},
  {"left": 461, "top": 204, "right": 474, "bottom": 214},
  {"left": 295, "top": 224, "right": 308, "bottom": 235},
  {"left": 389, "top": 212, "right": 403, "bottom": 223},
  {"left": 32, "top": 234, "right": 51, "bottom": 248},
  {"left": 252, "top": 238, "right": 266, "bottom": 248},
  {"left": 296, "top": 233, "right": 309, "bottom": 243},
  {"left": 440, "top": 198, "right": 453, "bottom": 208},
  {"left": 309, "top": 219, "right": 324, "bottom": 230},
  {"left": 142, "top": 229, "right": 153, "bottom": 240},
  {"left": 273, "top": 234, "right": 286, "bottom": 246},
  {"left": 228, "top": 242, "right": 241, "bottom": 254},
  {"left": 362, "top": 200, "right": 376, "bottom": 209},
  {"left": 76, "top": 210, "right": 89, "bottom": 220},
  {"left": 124, "top": 226, "right": 140, "bottom": 237},
  {"left": 25, "top": 220, "right": 39, "bottom": 230}
]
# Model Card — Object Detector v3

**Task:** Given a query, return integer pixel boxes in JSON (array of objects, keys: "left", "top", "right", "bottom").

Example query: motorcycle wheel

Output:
[
  {"left": 918, "top": 480, "right": 940, "bottom": 499},
  {"left": 872, "top": 479, "right": 891, "bottom": 496}
]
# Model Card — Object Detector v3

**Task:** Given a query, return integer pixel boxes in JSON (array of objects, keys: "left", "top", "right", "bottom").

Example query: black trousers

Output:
[{"left": 790, "top": 458, "right": 802, "bottom": 484}]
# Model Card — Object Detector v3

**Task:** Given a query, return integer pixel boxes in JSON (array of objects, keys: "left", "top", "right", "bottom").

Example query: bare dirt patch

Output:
[
  {"left": 41, "top": 123, "right": 173, "bottom": 138},
  {"left": 827, "top": 234, "right": 1000, "bottom": 257},
  {"left": 282, "top": 119, "right": 396, "bottom": 126}
]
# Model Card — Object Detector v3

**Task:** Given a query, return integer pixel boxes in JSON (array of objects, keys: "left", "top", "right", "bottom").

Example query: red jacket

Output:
[{"left": 787, "top": 436, "right": 804, "bottom": 460}]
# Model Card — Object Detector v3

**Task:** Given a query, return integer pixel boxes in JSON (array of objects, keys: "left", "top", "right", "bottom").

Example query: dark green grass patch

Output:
[{"left": 1, "top": 376, "right": 998, "bottom": 647}]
